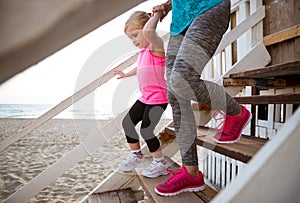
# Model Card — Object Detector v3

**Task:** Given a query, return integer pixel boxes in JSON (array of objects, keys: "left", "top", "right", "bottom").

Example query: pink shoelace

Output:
[
  {"left": 213, "top": 110, "right": 235, "bottom": 134},
  {"left": 165, "top": 168, "right": 185, "bottom": 184}
]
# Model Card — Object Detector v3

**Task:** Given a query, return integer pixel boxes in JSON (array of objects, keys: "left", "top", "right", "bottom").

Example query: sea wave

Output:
[{"left": 0, "top": 104, "right": 113, "bottom": 120}]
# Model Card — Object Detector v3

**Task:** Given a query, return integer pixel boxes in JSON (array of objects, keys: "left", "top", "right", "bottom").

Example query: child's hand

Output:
[
  {"left": 152, "top": 0, "right": 171, "bottom": 22},
  {"left": 114, "top": 70, "right": 126, "bottom": 79}
]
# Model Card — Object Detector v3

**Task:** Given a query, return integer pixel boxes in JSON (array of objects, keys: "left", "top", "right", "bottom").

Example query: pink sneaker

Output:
[
  {"left": 154, "top": 166, "right": 205, "bottom": 196},
  {"left": 212, "top": 105, "right": 251, "bottom": 144}
]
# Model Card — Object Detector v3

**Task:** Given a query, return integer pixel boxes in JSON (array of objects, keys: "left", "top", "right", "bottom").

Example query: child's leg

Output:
[
  {"left": 139, "top": 103, "right": 170, "bottom": 178},
  {"left": 139, "top": 103, "right": 168, "bottom": 156},
  {"left": 128, "top": 143, "right": 140, "bottom": 150},
  {"left": 119, "top": 100, "right": 146, "bottom": 171},
  {"left": 122, "top": 100, "right": 146, "bottom": 147}
]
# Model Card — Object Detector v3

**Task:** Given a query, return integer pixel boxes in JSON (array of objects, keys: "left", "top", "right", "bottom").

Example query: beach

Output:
[{"left": 0, "top": 118, "right": 171, "bottom": 202}]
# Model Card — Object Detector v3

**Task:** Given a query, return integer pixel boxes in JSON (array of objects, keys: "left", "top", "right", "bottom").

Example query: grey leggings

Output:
[{"left": 167, "top": 0, "right": 241, "bottom": 166}]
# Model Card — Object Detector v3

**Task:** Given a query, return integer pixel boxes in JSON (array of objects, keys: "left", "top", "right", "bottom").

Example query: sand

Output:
[{"left": 0, "top": 118, "right": 171, "bottom": 202}]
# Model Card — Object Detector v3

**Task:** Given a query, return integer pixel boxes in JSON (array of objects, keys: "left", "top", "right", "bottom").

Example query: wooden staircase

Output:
[
  {"left": 133, "top": 121, "right": 268, "bottom": 203},
  {"left": 224, "top": 60, "right": 300, "bottom": 137},
  {"left": 165, "top": 125, "right": 268, "bottom": 164},
  {"left": 128, "top": 60, "right": 299, "bottom": 203},
  {"left": 2, "top": 0, "right": 299, "bottom": 202}
]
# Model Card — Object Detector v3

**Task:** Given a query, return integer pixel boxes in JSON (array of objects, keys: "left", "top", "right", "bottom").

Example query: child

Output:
[{"left": 114, "top": 11, "right": 170, "bottom": 178}]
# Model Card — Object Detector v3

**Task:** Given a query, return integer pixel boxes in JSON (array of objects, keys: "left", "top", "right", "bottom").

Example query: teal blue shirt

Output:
[{"left": 170, "top": 0, "right": 223, "bottom": 35}]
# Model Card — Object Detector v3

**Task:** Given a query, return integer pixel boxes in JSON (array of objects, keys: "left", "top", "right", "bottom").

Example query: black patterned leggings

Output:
[
  {"left": 167, "top": 0, "right": 241, "bottom": 165},
  {"left": 122, "top": 100, "right": 168, "bottom": 153}
]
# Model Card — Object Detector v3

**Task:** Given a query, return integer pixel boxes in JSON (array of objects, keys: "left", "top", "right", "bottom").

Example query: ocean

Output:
[{"left": 0, "top": 103, "right": 114, "bottom": 120}]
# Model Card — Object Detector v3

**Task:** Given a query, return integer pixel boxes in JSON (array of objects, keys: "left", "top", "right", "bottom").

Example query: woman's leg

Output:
[
  {"left": 167, "top": 0, "right": 238, "bottom": 171},
  {"left": 166, "top": 34, "right": 199, "bottom": 174},
  {"left": 169, "top": 0, "right": 240, "bottom": 116}
]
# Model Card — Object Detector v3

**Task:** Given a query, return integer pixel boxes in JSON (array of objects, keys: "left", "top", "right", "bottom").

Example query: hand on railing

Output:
[
  {"left": 114, "top": 70, "right": 126, "bottom": 79},
  {"left": 114, "top": 67, "right": 137, "bottom": 79}
]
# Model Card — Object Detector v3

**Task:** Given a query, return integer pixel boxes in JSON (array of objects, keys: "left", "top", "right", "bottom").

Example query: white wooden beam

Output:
[
  {"left": 215, "top": 6, "right": 265, "bottom": 55},
  {"left": 223, "top": 41, "right": 271, "bottom": 77},
  {"left": 4, "top": 110, "right": 127, "bottom": 203},
  {"left": 0, "top": 0, "right": 144, "bottom": 84},
  {"left": 0, "top": 54, "right": 137, "bottom": 153}
]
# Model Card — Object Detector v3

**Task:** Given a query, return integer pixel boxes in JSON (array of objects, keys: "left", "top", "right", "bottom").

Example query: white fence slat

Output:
[
  {"left": 212, "top": 152, "right": 216, "bottom": 185},
  {"left": 250, "top": 0, "right": 264, "bottom": 44},
  {"left": 226, "top": 156, "right": 231, "bottom": 185},
  {"left": 236, "top": 1, "right": 250, "bottom": 60},
  {"left": 215, "top": 153, "right": 221, "bottom": 187},
  {"left": 215, "top": 6, "right": 265, "bottom": 55},
  {"left": 221, "top": 155, "right": 226, "bottom": 188}
]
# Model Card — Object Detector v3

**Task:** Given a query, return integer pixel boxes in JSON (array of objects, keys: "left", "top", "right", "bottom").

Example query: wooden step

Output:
[
  {"left": 234, "top": 93, "right": 300, "bottom": 104},
  {"left": 87, "top": 188, "right": 138, "bottom": 203},
  {"left": 165, "top": 126, "right": 268, "bottom": 163},
  {"left": 223, "top": 76, "right": 300, "bottom": 88},
  {"left": 136, "top": 157, "right": 218, "bottom": 203},
  {"left": 191, "top": 93, "right": 300, "bottom": 111},
  {"left": 228, "top": 60, "right": 300, "bottom": 79},
  {"left": 224, "top": 61, "right": 300, "bottom": 88}
]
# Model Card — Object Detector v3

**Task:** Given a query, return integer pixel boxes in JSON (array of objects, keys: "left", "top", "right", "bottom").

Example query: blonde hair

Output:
[{"left": 124, "top": 11, "right": 151, "bottom": 33}]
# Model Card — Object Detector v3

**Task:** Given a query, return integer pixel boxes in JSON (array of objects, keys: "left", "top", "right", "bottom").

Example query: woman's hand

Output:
[
  {"left": 152, "top": 0, "right": 172, "bottom": 22},
  {"left": 114, "top": 70, "right": 126, "bottom": 79}
]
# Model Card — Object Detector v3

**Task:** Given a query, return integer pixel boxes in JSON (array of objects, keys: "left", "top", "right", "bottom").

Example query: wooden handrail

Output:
[
  {"left": 263, "top": 24, "right": 300, "bottom": 46},
  {"left": 0, "top": 33, "right": 169, "bottom": 153},
  {"left": 0, "top": 54, "right": 138, "bottom": 153}
]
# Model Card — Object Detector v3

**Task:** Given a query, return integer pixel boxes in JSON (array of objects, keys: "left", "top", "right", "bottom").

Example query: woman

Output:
[{"left": 152, "top": 0, "right": 251, "bottom": 196}]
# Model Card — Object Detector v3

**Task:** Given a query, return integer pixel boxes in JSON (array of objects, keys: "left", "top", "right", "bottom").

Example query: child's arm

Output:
[
  {"left": 114, "top": 67, "right": 137, "bottom": 79},
  {"left": 143, "top": 12, "right": 164, "bottom": 56}
]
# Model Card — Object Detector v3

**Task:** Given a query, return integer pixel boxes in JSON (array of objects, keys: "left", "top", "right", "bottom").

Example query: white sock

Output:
[
  {"left": 153, "top": 156, "right": 164, "bottom": 162},
  {"left": 131, "top": 149, "right": 143, "bottom": 158},
  {"left": 131, "top": 149, "right": 141, "bottom": 153}
]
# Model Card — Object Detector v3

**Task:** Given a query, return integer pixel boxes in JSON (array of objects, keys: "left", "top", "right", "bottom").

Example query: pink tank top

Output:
[{"left": 137, "top": 47, "right": 168, "bottom": 104}]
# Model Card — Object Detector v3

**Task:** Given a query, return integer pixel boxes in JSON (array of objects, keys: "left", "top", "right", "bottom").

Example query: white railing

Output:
[{"left": 2, "top": 33, "right": 169, "bottom": 203}]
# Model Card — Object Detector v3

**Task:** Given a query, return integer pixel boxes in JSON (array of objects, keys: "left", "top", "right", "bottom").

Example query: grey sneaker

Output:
[
  {"left": 118, "top": 152, "right": 145, "bottom": 172},
  {"left": 142, "top": 158, "right": 170, "bottom": 178}
]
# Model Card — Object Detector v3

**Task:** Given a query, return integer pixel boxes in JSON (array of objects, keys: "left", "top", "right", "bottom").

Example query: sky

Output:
[{"left": 0, "top": 0, "right": 171, "bottom": 111}]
